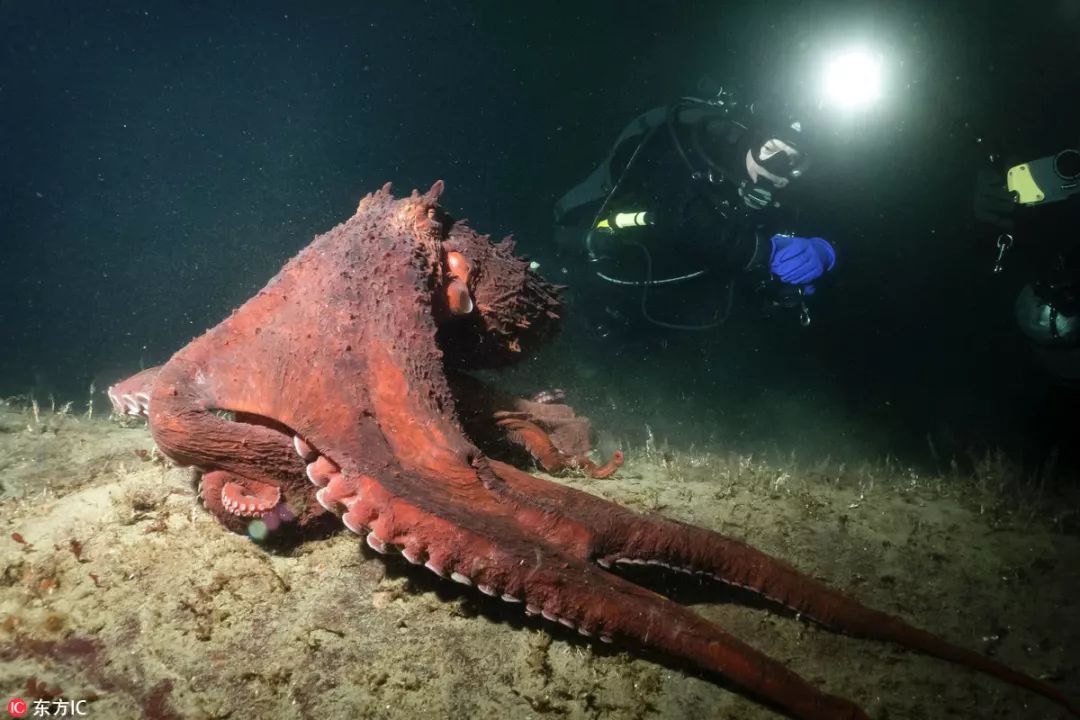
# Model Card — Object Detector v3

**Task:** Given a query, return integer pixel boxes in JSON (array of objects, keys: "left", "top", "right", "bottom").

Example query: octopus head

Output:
[
  {"left": 436, "top": 226, "right": 562, "bottom": 369},
  {"left": 392, "top": 180, "right": 562, "bottom": 369}
]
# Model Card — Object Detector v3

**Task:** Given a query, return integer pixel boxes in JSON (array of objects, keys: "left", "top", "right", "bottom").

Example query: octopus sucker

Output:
[
  {"left": 305, "top": 458, "right": 337, "bottom": 487},
  {"left": 218, "top": 478, "right": 280, "bottom": 517},
  {"left": 314, "top": 488, "right": 336, "bottom": 513},
  {"left": 292, "top": 435, "right": 316, "bottom": 461},
  {"left": 342, "top": 505, "right": 375, "bottom": 536},
  {"left": 449, "top": 572, "right": 473, "bottom": 587},
  {"left": 365, "top": 533, "right": 388, "bottom": 554},
  {"left": 316, "top": 473, "right": 357, "bottom": 512},
  {"left": 400, "top": 547, "right": 425, "bottom": 565},
  {"left": 107, "top": 366, "right": 161, "bottom": 419},
  {"left": 341, "top": 511, "right": 365, "bottom": 536}
]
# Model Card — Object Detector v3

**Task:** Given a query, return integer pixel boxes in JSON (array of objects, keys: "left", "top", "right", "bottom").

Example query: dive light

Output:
[
  {"left": 1008, "top": 148, "right": 1080, "bottom": 206},
  {"left": 595, "top": 210, "right": 656, "bottom": 232},
  {"left": 820, "top": 48, "right": 883, "bottom": 112}
]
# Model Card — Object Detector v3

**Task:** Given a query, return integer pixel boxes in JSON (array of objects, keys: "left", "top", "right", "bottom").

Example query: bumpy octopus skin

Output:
[{"left": 109, "top": 183, "right": 1076, "bottom": 720}]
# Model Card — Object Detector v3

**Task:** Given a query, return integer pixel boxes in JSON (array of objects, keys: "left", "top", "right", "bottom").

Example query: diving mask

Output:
[{"left": 746, "top": 138, "right": 806, "bottom": 188}]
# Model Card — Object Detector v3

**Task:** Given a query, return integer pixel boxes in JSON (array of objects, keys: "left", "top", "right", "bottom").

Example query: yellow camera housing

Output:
[
  {"left": 1007, "top": 163, "right": 1044, "bottom": 205},
  {"left": 1007, "top": 149, "right": 1080, "bottom": 206}
]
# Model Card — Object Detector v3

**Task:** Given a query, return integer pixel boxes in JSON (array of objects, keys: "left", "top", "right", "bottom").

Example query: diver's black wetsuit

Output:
[{"left": 556, "top": 103, "right": 790, "bottom": 331}]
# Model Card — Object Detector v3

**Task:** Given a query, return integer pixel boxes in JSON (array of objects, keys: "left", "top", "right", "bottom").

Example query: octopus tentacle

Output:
[
  {"left": 147, "top": 365, "right": 329, "bottom": 534},
  {"left": 599, "top": 513, "right": 1080, "bottom": 715},
  {"left": 482, "top": 459, "right": 1078, "bottom": 715},
  {"left": 202, "top": 471, "right": 282, "bottom": 517},
  {"left": 306, "top": 463, "right": 868, "bottom": 720},
  {"left": 494, "top": 414, "right": 623, "bottom": 478},
  {"left": 107, "top": 366, "right": 161, "bottom": 418}
]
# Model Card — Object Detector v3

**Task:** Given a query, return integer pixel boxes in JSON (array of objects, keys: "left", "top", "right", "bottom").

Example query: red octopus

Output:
[{"left": 107, "top": 182, "right": 1076, "bottom": 719}]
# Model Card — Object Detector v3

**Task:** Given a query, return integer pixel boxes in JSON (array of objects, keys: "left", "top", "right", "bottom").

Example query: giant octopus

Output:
[{"left": 107, "top": 182, "right": 1077, "bottom": 719}]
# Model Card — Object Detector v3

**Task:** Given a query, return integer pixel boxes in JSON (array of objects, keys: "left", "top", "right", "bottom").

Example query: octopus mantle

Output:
[{"left": 108, "top": 183, "right": 1076, "bottom": 719}]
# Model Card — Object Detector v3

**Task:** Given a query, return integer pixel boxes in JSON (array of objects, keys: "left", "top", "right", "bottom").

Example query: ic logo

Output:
[{"left": 6, "top": 698, "right": 27, "bottom": 718}]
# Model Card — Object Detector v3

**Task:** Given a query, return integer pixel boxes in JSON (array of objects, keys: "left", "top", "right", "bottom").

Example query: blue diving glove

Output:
[{"left": 769, "top": 234, "right": 836, "bottom": 285}]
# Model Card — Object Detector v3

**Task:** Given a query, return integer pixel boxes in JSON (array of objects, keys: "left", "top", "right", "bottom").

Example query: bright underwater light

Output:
[{"left": 821, "top": 48, "right": 883, "bottom": 111}]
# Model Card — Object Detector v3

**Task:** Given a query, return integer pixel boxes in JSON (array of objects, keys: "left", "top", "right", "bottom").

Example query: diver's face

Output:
[{"left": 745, "top": 138, "right": 801, "bottom": 188}]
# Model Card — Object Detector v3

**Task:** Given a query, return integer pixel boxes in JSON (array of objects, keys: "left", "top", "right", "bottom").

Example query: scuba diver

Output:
[
  {"left": 553, "top": 89, "right": 836, "bottom": 333},
  {"left": 973, "top": 145, "right": 1080, "bottom": 389},
  {"left": 972, "top": 142, "right": 1080, "bottom": 473}
]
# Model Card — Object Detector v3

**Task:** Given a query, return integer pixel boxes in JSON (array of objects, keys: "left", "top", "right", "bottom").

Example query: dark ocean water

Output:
[{"left": 2, "top": 1, "right": 1078, "bottom": 473}]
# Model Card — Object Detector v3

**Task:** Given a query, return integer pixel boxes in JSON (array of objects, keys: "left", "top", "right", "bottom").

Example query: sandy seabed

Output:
[{"left": 1, "top": 401, "right": 1078, "bottom": 720}]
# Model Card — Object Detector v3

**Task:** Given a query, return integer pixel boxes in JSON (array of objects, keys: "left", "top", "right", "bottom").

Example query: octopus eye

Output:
[
  {"left": 443, "top": 251, "right": 474, "bottom": 316},
  {"left": 446, "top": 251, "right": 472, "bottom": 283},
  {"left": 447, "top": 279, "right": 474, "bottom": 316}
]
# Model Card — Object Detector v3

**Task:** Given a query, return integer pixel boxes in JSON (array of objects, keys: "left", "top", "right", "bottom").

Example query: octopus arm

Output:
[
  {"left": 493, "top": 414, "right": 623, "bottom": 478},
  {"left": 486, "top": 460, "right": 1078, "bottom": 716},
  {"left": 308, "top": 460, "right": 869, "bottom": 720}
]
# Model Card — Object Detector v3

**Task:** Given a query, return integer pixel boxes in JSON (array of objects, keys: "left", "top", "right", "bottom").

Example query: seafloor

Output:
[{"left": 1, "top": 399, "right": 1078, "bottom": 720}]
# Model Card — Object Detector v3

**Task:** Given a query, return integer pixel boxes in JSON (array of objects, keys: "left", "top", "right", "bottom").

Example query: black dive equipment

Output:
[
  {"left": 1008, "top": 149, "right": 1080, "bottom": 206},
  {"left": 986, "top": 148, "right": 1080, "bottom": 273},
  {"left": 1015, "top": 275, "right": 1080, "bottom": 349},
  {"left": 582, "top": 89, "right": 811, "bottom": 330}
]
